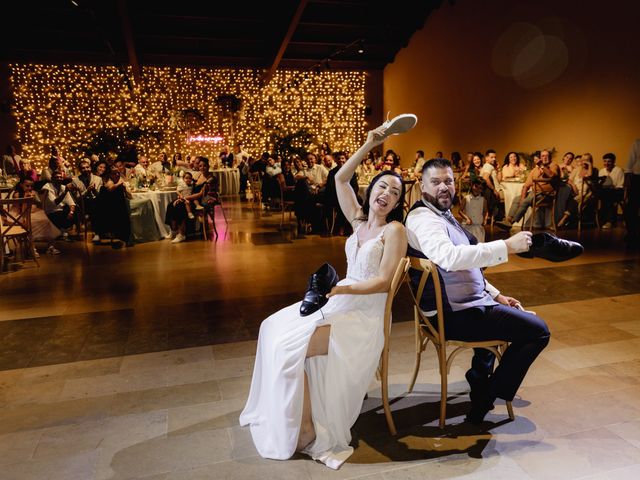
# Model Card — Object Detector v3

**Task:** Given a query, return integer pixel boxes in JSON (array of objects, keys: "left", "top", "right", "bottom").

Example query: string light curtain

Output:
[{"left": 9, "top": 64, "right": 366, "bottom": 168}]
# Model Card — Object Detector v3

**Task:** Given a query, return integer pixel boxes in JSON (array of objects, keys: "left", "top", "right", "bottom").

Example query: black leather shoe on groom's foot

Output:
[
  {"left": 300, "top": 263, "right": 339, "bottom": 316},
  {"left": 517, "top": 232, "right": 584, "bottom": 262}
]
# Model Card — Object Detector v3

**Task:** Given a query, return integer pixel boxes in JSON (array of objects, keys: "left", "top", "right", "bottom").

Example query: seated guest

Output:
[
  {"left": 11, "top": 175, "right": 62, "bottom": 255},
  {"left": 413, "top": 150, "right": 426, "bottom": 177},
  {"left": 480, "top": 149, "right": 504, "bottom": 219},
  {"left": 93, "top": 162, "right": 133, "bottom": 247},
  {"left": 497, "top": 149, "right": 560, "bottom": 229},
  {"left": 382, "top": 152, "right": 402, "bottom": 174},
  {"left": 559, "top": 152, "right": 575, "bottom": 181},
  {"left": 69, "top": 158, "right": 103, "bottom": 242},
  {"left": 2, "top": 144, "right": 25, "bottom": 176},
  {"left": 41, "top": 169, "right": 77, "bottom": 239},
  {"left": 459, "top": 178, "right": 488, "bottom": 242},
  {"left": 450, "top": 151, "right": 462, "bottom": 171},
  {"left": 501, "top": 152, "right": 525, "bottom": 180},
  {"left": 166, "top": 157, "right": 215, "bottom": 243},
  {"left": 598, "top": 152, "right": 625, "bottom": 229},
  {"left": 322, "top": 154, "right": 337, "bottom": 171},
  {"left": 133, "top": 155, "right": 151, "bottom": 180},
  {"left": 323, "top": 152, "right": 358, "bottom": 235},
  {"left": 149, "top": 152, "right": 172, "bottom": 178},
  {"left": 558, "top": 153, "right": 598, "bottom": 228}
]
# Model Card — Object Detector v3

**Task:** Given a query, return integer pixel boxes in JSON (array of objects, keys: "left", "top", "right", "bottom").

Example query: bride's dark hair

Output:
[{"left": 357, "top": 171, "right": 406, "bottom": 224}]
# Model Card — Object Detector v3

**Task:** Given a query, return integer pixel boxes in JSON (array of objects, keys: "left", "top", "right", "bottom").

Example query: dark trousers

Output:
[
  {"left": 444, "top": 305, "right": 550, "bottom": 401},
  {"left": 47, "top": 206, "right": 75, "bottom": 230},
  {"left": 599, "top": 188, "right": 624, "bottom": 225},
  {"left": 626, "top": 175, "right": 640, "bottom": 244}
]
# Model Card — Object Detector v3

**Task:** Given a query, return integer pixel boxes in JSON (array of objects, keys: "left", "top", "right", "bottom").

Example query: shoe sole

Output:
[{"left": 383, "top": 114, "right": 418, "bottom": 136}]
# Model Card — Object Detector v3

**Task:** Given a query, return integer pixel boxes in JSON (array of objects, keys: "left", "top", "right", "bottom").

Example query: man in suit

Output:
[{"left": 405, "top": 158, "right": 550, "bottom": 424}]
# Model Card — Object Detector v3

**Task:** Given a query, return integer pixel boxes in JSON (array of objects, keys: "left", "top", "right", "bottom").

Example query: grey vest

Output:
[{"left": 407, "top": 201, "right": 497, "bottom": 313}]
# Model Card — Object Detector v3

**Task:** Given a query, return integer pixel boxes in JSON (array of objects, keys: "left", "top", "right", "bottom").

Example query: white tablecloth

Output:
[
  {"left": 211, "top": 168, "right": 240, "bottom": 195},
  {"left": 131, "top": 190, "right": 177, "bottom": 238}
]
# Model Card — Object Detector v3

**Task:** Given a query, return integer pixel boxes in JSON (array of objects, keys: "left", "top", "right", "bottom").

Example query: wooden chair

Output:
[
  {"left": 1, "top": 197, "right": 39, "bottom": 272},
  {"left": 528, "top": 179, "right": 557, "bottom": 232},
  {"left": 376, "top": 256, "right": 410, "bottom": 435},
  {"left": 577, "top": 178, "right": 595, "bottom": 233},
  {"left": 406, "top": 256, "right": 514, "bottom": 428},
  {"left": 274, "top": 174, "right": 295, "bottom": 228},
  {"left": 402, "top": 179, "right": 417, "bottom": 215},
  {"left": 248, "top": 172, "right": 262, "bottom": 206}
]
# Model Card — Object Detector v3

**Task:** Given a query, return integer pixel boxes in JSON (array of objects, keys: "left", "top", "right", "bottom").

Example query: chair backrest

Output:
[
  {"left": 532, "top": 178, "right": 558, "bottom": 203},
  {"left": 407, "top": 256, "right": 446, "bottom": 345},
  {"left": 382, "top": 256, "right": 410, "bottom": 338},
  {"left": 0, "top": 197, "right": 34, "bottom": 236}
]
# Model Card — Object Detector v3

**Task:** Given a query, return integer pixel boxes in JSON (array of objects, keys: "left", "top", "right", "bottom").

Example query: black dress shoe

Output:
[
  {"left": 300, "top": 263, "right": 339, "bottom": 316},
  {"left": 517, "top": 232, "right": 584, "bottom": 262}
]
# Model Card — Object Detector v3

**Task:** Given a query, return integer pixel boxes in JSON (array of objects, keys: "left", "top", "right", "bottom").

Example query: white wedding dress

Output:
[{"left": 239, "top": 223, "right": 390, "bottom": 469}]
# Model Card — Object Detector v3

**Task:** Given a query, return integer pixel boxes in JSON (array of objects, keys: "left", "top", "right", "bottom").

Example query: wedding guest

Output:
[
  {"left": 11, "top": 175, "right": 61, "bottom": 255},
  {"left": 459, "top": 178, "right": 488, "bottom": 241},
  {"left": 501, "top": 152, "right": 525, "bottom": 180},
  {"left": 450, "top": 151, "right": 462, "bottom": 171},
  {"left": 480, "top": 149, "right": 504, "bottom": 219},
  {"left": 41, "top": 169, "right": 77, "bottom": 239},
  {"left": 497, "top": 149, "right": 560, "bottom": 229},
  {"left": 69, "top": 158, "right": 103, "bottom": 242},
  {"left": 598, "top": 152, "right": 625, "bottom": 229},
  {"left": 559, "top": 152, "right": 575, "bottom": 181},
  {"left": 2, "top": 145, "right": 25, "bottom": 176},
  {"left": 558, "top": 153, "right": 598, "bottom": 228},
  {"left": 413, "top": 150, "right": 426, "bottom": 177},
  {"left": 93, "top": 163, "right": 132, "bottom": 247},
  {"left": 166, "top": 157, "right": 215, "bottom": 243}
]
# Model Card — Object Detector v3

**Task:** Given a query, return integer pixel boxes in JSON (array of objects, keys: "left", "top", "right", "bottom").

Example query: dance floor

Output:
[{"left": 2, "top": 198, "right": 640, "bottom": 480}]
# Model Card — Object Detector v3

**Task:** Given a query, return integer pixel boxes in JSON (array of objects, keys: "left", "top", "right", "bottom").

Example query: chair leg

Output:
[
  {"left": 407, "top": 320, "right": 423, "bottom": 393},
  {"left": 201, "top": 213, "right": 208, "bottom": 241},
  {"left": 210, "top": 210, "right": 218, "bottom": 239},
  {"left": 506, "top": 400, "right": 515, "bottom": 420},
  {"left": 380, "top": 349, "right": 397, "bottom": 435},
  {"left": 219, "top": 203, "right": 228, "bottom": 225},
  {"left": 438, "top": 348, "right": 448, "bottom": 429}
]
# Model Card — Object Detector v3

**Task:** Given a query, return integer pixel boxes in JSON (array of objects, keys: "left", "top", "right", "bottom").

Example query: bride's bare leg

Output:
[{"left": 297, "top": 325, "right": 331, "bottom": 451}]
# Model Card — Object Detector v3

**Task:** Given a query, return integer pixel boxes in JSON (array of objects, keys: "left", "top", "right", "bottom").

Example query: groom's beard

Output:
[{"left": 422, "top": 191, "right": 454, "bottom": 211}]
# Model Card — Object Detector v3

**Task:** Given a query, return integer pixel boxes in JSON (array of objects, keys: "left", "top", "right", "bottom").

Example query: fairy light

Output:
[{"left": 9, "top": 64, "right": 366, "bottom": 169}]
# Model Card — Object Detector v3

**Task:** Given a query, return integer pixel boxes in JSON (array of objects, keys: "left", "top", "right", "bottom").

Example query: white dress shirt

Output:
[
  {"left": 599, "top": 166, "right": 625, "bottom": 189},
  {"left": 41, "top": 182, "right": 76, "bottom": 214},
  {"left": 405, "top": 202, "right": 508, "bottom": 300}
]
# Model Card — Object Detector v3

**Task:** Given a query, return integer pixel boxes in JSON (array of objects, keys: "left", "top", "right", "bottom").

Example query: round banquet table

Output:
[
  {"left": 211, "top": 168, "right": 240, "bottom": 195},
  {"left": 131, "top": 190, "right": 178, "bottom": 240}
]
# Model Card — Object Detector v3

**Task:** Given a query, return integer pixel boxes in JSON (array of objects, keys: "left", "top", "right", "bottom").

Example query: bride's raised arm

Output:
[{"left": 335, "top": 126, "right": 386, "bottom": 224}]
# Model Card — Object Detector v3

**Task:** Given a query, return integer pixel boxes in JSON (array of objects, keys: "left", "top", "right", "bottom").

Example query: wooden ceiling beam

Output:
[
  {"left": 117, "top": 0, "right": 141, "bottom": 84},
  {"left": 262, "top": 0, "right": 307, "bottom": 86}
]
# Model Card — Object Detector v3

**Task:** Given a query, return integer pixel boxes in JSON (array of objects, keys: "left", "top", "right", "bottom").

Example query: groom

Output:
[{"left": 404, "top": 158, "right": 550, "bottom": 424}]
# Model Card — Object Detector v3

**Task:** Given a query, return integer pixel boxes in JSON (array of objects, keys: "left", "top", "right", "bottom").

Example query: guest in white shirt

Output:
[
  {"left": 133, "top": 155, "right": 151, "bottom": 179},
  {"left": 598, "top": 152, "right": 625, "bottom": 229},
  {"left": 41, "top": 169, "right": 77, "bottom": 236},
  {"left": 322, "top": 154, "right": 337, "bottom": 171}
]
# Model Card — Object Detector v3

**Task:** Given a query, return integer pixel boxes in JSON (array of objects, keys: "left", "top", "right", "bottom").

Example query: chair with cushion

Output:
[
  {"left": 375, "top": 256, "right": 410, "bottom": 435},
  {"left": 406, "top": 256, "right": 514, "bottom": 428},
  {"left": 1, "top": 197, "right": 39, "bottom": 272}
]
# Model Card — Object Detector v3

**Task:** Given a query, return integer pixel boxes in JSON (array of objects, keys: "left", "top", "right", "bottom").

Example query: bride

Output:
[{"left": 239, "top": 123, "right": 409, "bottom": 469}]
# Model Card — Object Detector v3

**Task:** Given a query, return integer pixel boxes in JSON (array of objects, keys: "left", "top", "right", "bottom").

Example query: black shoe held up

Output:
[
  {"left": 517, "top": 232, "right": 584, "bottom": 262},
  {"left": 300, "top": 263, "right": 339, "bottom": 316}
]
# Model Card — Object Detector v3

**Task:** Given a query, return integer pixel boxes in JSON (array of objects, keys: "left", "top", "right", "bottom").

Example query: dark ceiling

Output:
[{"left": 3, "top": 0, "right": 446, "bottom": 72}]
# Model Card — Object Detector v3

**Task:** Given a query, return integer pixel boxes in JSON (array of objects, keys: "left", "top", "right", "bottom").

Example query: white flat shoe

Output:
[{"left": 381, "top": 113, "right": 418, "bottom": 138}]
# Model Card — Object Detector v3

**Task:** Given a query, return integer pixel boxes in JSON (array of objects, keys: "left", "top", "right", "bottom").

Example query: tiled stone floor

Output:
[{"left": 2, "top": 199, "right": 640, "bottom": 479}]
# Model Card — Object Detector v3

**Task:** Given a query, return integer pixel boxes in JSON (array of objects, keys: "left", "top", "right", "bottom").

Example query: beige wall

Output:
[{"left": 383, "top": 0, "right": 640, "bottom": 169}]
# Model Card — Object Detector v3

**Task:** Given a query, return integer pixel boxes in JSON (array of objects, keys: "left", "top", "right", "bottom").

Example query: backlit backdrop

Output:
[{"left": 10, "top": 64, "right": 366, "bottom": 168}]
